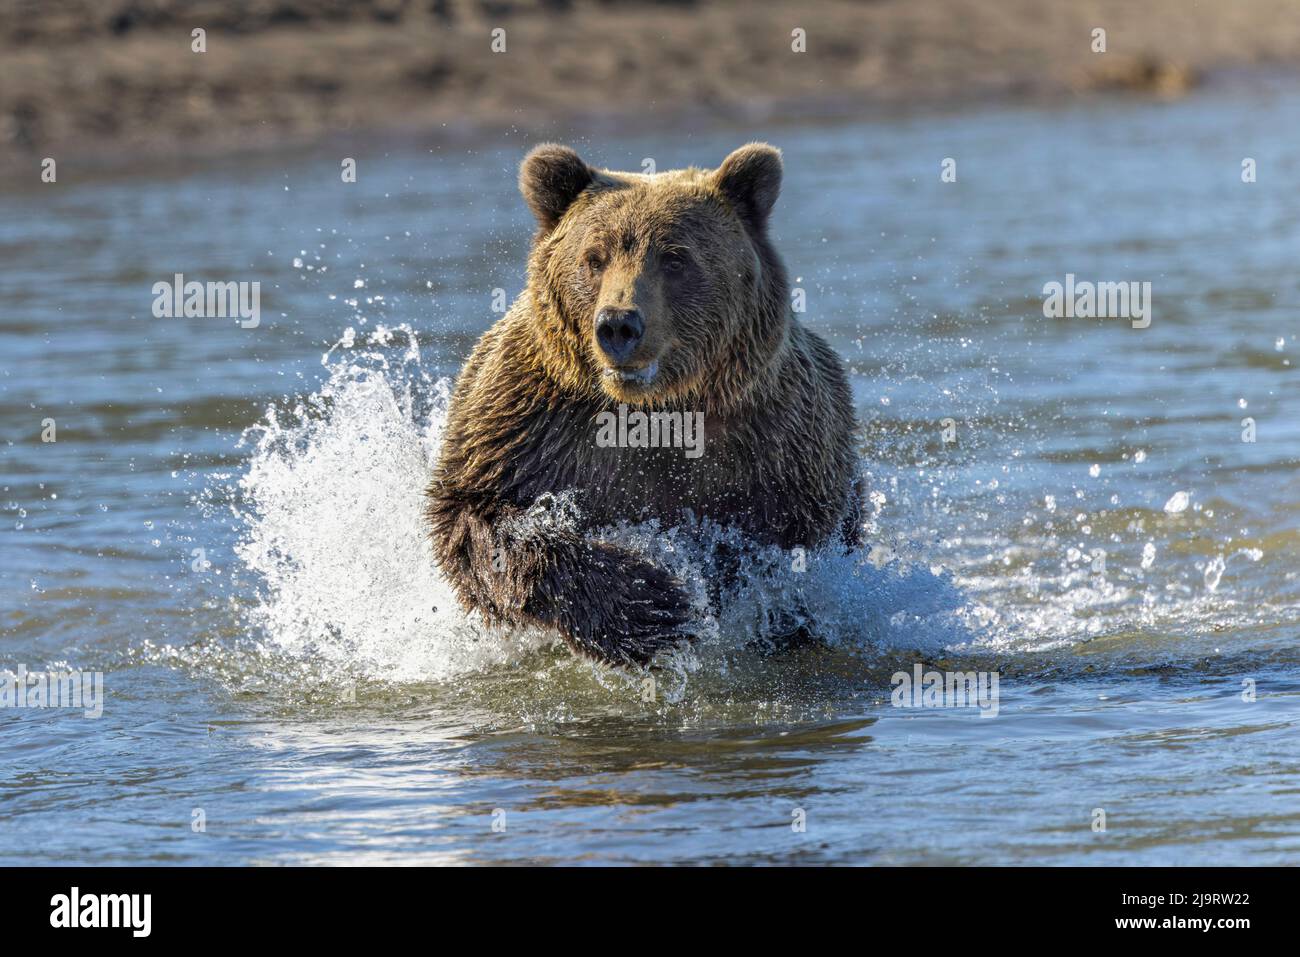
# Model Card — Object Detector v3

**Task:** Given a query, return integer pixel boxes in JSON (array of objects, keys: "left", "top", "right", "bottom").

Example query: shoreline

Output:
[{"left": 7, "top": 65, "right": 1300, "bottom": 190}]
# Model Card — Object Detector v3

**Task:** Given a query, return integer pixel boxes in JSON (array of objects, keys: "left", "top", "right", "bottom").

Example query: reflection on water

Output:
[{"left": 1, "top": 82, "right": 1299, "bottom": 864}]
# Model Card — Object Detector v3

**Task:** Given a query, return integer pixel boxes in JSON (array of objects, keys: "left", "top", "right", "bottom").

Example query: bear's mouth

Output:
[{"left": 602, "top": 361, "right": 659, "bottom": 386}]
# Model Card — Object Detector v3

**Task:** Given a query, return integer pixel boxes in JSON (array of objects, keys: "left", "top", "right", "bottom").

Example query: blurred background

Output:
[{"left": 5, "top": 0, "right": 1300, "bottom": 165}]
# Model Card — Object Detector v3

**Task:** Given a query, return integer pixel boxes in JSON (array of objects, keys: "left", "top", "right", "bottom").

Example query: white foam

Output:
[{"left": 234, "top": 325, "right": 555, "bottom": 682}]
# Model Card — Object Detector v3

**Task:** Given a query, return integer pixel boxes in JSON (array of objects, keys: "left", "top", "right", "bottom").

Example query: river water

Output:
[{"left": 2, "top": 83, "right": 1298, "bottom": 864}]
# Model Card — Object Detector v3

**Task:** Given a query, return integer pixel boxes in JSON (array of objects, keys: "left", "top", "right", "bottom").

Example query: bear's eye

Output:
[
  {"left": 583, "top": 252, "right": 605, "bottom": 274},
  {"left": 662, "top": 252, "right": 687, "bottom": 274}
]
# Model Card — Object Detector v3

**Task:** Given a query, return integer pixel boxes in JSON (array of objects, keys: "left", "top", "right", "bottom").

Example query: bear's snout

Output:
[{"left": 595, "top": 308, "right": 645, "bottom": 364}]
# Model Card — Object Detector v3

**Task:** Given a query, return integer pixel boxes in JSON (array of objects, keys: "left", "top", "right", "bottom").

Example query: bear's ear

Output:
[
  {"left": 519, "top": 144, "right": 596, "bottom": 231},
  {"left": 712, "top": 143, "right": 783, "bottom": 233}
]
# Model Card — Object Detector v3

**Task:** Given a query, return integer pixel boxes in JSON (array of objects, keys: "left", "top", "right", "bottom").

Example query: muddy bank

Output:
[{"left": 4, "top": 0, "right": 1300, "bottom": 166}]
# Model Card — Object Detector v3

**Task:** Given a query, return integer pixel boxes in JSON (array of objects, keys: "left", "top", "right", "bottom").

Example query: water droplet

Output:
[{"left": 1204, "top": 555, "right": 1225, "bottom": 592}]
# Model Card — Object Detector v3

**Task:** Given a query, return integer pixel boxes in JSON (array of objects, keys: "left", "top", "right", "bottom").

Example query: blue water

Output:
[{"left": 2, "top": 83, "right": 1298, "bottom": 864}]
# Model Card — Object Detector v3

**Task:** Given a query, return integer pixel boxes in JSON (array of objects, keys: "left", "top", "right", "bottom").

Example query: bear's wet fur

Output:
[{"left": 426, "top": 143, "right": 862, "bottom": 667}]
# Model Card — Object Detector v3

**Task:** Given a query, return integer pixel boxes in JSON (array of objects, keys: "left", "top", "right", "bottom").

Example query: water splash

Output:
[
  {"left": 234, "top": 324, "right": 554, "bottom": 682},
  {"left": 230, "top": 325, "right": 979, "bottom": 687}
]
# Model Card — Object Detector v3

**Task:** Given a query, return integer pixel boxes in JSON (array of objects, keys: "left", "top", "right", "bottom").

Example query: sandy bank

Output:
[{"left": 4, "top": 0, "right": 1300, "bottom": 164}]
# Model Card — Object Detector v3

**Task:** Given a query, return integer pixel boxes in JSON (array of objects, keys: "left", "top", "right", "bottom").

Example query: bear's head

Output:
[{"left": 519, "top": 143, "right": 790, "bottom": 409}]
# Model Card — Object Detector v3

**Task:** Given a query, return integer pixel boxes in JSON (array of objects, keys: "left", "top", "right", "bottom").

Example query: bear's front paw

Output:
[{"left": 559, "top": 548, "right": 695, "bottom": 668}]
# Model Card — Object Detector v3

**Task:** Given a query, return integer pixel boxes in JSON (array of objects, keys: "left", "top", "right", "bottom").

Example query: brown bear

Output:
[{"left": 426, "top": 143, "right": 862, "bottom": 667}]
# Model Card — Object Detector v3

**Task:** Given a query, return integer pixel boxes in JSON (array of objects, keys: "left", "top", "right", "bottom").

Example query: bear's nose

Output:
[{"left": 595, "top": 308, "right": 644, "bottom": 364}]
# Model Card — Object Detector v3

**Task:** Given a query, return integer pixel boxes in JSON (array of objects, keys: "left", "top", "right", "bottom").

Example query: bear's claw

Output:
[{"left": 557, "top": 548, "right": 695, "bottom": 669}]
